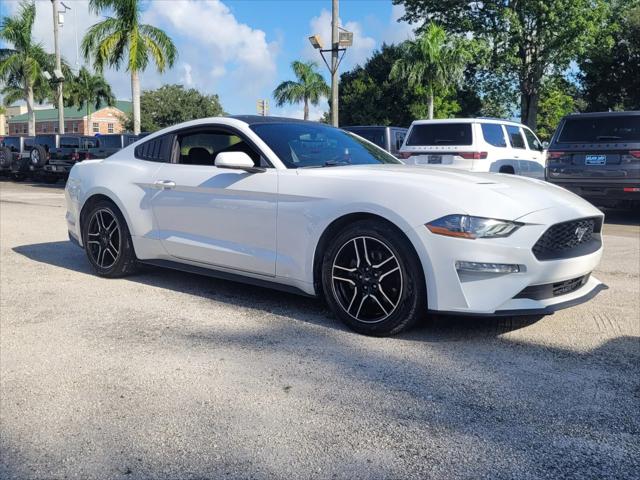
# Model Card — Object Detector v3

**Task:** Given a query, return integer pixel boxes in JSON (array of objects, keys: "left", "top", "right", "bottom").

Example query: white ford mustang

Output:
[{"left": 65, "top": 116, "right": 606, "bottom": 335}]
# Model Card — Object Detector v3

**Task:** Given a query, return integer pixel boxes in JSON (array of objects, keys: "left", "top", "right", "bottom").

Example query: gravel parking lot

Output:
[{"left": 1, "top": 180, "right": 639, "bottom": 480}]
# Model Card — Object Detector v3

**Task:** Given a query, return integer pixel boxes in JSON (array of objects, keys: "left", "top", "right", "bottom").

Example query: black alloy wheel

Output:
[
  {"left": 322, "top": 220, "right": 426, "bottom": 336},
  {"left": 82, "top": 200, "right": 138, "bottom": 277}
]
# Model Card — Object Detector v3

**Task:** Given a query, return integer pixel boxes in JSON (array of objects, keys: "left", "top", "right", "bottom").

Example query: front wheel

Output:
[
  {"left": 82, "top": 200, "right": 138, "bottom": 277},
  {"left": 321, "top": 220, "right": 426, "bottom": 336}
]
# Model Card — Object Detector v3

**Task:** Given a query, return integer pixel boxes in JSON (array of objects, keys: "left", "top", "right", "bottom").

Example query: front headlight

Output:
[{"left": 426, "top": 215, "right": 522, "bottom": 239}]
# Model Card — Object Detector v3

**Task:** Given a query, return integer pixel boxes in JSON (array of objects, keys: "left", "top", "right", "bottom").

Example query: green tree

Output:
[
  {"left": 82, "top": 0, "right": 177, "bottom": 135},
  {"left": 396, "top": 0, "right": 608, "bottom": 128},
  {"left": 273, "top": 61, "right": 330, "bottom": 120},
  {"left": 338, "top": 42, "right": 481, "bottom": 127},
  {"left": 64, "top": 66, "right": 115, "bottom": 129},
  {"left": 389, "top": 23, "right": 471, "bottom": 119},
  {"left": 579, "top": 1, "right": 640, "bottom": 111},
  {"left": 536, "top": 76, "right": 581, "bottom": 141},
  {"left": 0, "top": 1, "right": 55, "bottom": 136},
  {"left": 123, "top": 84, "right": 224, "bottom": 132}
]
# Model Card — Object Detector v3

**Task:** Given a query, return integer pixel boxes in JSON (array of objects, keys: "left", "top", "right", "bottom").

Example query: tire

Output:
[
  {"left": 0, "top": 147, "right": 12, "bottom": 169},
  {"left": 81, "top": 200, "right": 138, "bottom": 278},
  {"left": 321, "top": 219, "right": 426, "bottom": 336},
  {"left": 30, "top": 145, "right": 48, "bottom": 167}
]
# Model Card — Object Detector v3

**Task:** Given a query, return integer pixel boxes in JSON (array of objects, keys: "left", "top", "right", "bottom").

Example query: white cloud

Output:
[
  {"left": 143, "top": 0, "right": 278, "bottom": 96},
  {"left": 272, "top": 102, "right": 327, "bottom": 122},
  {"left": 180, "top": 63, "right": 193, "bottom": 86},
  {"left": 304, "top": 9, "right": 376, "bottom": 70},
  {"left": 382, "top": 4, "right": 416, "bottom": 45},
  {"left": 2, "top": 0, "right": 131, "bottom": 100},
  {"left": 2, "top": 0, "right": 279, "bottom": 110}
]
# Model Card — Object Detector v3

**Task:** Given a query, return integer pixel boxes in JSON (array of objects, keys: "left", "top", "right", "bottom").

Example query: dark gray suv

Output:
[
  {"left": 545, "top": 111, "right": 640, "bottom": 209},
  {"left": 342, "top": 126, "right": 408, "bottom": 158}
]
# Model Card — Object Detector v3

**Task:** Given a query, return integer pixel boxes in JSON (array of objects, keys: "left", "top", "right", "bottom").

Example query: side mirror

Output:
[
  {"left": 214, "top": 151, "right": 265, "bottom": 173},
  {"left": 541, "top": 141, "right": 549, "bottom": 150}
]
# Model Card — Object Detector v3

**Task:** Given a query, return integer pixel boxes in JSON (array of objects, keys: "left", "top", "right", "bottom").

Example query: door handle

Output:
[{"left": 154, "top": 180, "right": 176, "bottom": 189}]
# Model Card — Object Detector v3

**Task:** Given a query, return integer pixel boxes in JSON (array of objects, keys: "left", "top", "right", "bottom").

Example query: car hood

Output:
[{"left": 297, "top": 164, "right": 601, "bottom": 221}]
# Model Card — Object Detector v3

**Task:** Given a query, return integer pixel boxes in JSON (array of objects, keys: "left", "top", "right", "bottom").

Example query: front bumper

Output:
[
  {"left": 65, "top": 178, "right": 83, "bottom": 247},
  {"left": 43, "top": 163, "right": 73, "bottom": 175},
  {"left": 413, "top": 207, "right": 606, "bottom": 315}
]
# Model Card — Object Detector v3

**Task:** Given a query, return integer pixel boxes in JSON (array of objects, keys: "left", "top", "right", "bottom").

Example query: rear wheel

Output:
[
  {"left": 82, "top": 200, "right": 138, "bottom": 277},
  {"left": 0, "top": 147, "right": 12, "bottom": 169},
  {"left": 321, "top": 220, "right": 426, "bottom": 336},
  {"left": 30, "top": 145, "right": 47, "bottom": 167}
]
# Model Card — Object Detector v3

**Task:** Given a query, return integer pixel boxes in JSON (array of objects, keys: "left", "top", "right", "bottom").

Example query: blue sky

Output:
[{"left": 1, "top": 0, "right": 416, "bottom": 119}]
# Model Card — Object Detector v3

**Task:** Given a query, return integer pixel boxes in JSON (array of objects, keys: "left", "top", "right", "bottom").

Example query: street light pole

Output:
[
  {"left": 309, "top": 0, "right": 351, "bottom": 125},
  {"left": 331, "top": 0, "right": 339, "bottom": 127},
  {"left": 51, "top": 0, "right": 64, "bottom": 134}
]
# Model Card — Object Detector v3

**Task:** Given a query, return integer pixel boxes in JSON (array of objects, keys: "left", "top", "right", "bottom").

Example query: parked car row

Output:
[
  {"left": 344, "top": 111, "right": 639, "bottom": 209},
  {"left": 0, "top": 133, "right": 141, "bottom": 183},
  {"left": 4, "top": 111, "right": 638, "bottom": 209}
]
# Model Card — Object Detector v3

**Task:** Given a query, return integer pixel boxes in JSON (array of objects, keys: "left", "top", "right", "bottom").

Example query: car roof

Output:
[
  {"left": 343, "top": 125, "right": 407, "bottom": 130},
  {"left": 410, "top": 117, "right": 526, "bottom": 127},
  {"left": 229, "top": 115, "right": 319, "bottom": 126},
  {"left": 563, "top": 110, "right": 640, "bottom": 118}
]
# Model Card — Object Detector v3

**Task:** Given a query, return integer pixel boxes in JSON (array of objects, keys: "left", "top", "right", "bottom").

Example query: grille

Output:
[
  {"left": 532, "top": 217, "right": 602, "bottom": 261},
  {"left": 515, "top": 274, "right": 590, "bottom": 300}
]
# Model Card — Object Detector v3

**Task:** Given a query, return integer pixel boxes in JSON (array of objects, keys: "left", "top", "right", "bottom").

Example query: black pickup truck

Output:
[
  {"left": 88, "top": 133, "right": 138, "bottom": 159},
  {"left": 30, "top": 134, "right": 96, "bottom": 183}
]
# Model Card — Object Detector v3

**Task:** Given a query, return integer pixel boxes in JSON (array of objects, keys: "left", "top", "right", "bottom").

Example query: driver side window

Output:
[{"left": 172, "top": 129, "right": 267, "bottom": 167}]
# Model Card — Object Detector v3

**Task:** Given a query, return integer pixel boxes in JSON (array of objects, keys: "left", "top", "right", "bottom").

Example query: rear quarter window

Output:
[
  {"left": 2, "top": 137, "right": 21, "bottom": 151},
  {"left": 35, "top": 135, "right": 57, "bottom": 149},
  {"left": 406, "top": 123, "right": 472, "bottom": 146},
  {"left": 134, "top": 135, "right": 171, "bottom": 162},
  {"left": 558, "top": 116, "right": 640, "bottom": 143},
  {"left": 60, "top": 136, "right": 80, "bottom": 148},
  {"left": 98, "top": 136, "right": 123, "bottom": 149},
  {"left": 81, "top": 137, "right": 97, "bottom": 148}
]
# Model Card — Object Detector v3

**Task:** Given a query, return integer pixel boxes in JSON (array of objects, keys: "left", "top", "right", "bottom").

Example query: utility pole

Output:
[
  {"left": 51, "top": 0, "right": 64, "bottom": 134},
  {"left": 331, "top": 0, "right": 339, "bottom": 127},
  {"left": 308, "top": 0, "right": 351, "bottom": 125},
  {"left": 256, "top": 99, "right": 269, "bottom": 116}
]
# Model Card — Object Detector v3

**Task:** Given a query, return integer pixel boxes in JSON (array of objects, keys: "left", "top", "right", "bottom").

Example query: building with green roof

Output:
[{"left": 7, "top": 101, "right": 132, "bottom": 136}]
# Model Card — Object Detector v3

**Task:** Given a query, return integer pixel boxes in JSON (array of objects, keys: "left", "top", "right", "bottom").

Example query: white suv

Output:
[{"left": 399, "top": 118, "right": 546, "bottom": 178}]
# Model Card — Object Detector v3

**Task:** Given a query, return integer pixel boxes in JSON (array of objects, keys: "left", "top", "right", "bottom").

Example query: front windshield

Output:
[{"left": 250, "top": 122, "right": 401, "bottom": 168}]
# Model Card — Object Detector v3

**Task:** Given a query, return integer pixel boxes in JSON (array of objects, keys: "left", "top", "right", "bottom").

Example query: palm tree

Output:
[
  {"left": 273, "top": 61, "right": 330, "bottom": 120},
  {"left": 0, "top": 1, "right": 55, "bottom": 136},
  {"left": 390, "top": 23, "right": 470, "bottom": 119},
  {"left": 65, "top": 67, "right": 115, "bottom": 131},
  {"left": 82, "top": 0, "right": 177, "bottom": 134}
]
